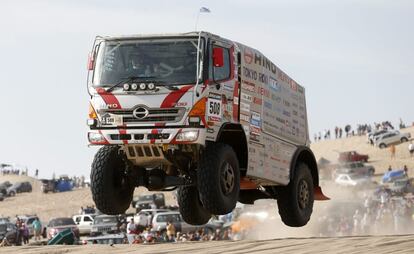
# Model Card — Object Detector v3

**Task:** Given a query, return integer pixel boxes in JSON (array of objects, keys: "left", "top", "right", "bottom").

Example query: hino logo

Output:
[{"left": 133, "top": 107, "right": 149, "bottom": 119}]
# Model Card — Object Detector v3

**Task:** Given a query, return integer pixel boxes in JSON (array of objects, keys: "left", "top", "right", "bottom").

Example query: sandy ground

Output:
[
  {"left": 2, "top": 235, "right": 414, "bottom": 254},
  {"left": 1, "top": 126, "right": 414, "bottom": 253}
]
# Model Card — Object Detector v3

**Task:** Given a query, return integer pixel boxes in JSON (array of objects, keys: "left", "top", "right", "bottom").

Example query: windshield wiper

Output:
[{"left": 106, "top": 76, "right": 156, "bottom": 92}]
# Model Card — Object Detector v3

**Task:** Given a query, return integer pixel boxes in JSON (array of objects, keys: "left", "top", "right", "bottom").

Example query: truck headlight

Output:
[
  {"left": 175, "top": 130, "right": 199, "bottom": 142},
  {"left": 88, "top": 132, "right": 105, "bottom": 143}
]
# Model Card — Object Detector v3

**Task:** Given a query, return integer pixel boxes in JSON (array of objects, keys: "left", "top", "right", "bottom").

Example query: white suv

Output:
[{"left": 374, "top": 130, "right": 411, "bottom": 148}]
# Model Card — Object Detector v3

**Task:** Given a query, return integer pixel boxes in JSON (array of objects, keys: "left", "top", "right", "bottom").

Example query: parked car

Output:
[
  {"left": 374, "top": 130, "right": 411, "bottom": 148},
  {"left": 389, "top": 178, "right": 414, "bottom": 195},
  {"left": 90, "top": 215, "right": 120, "bottom": 236},
  {"left": 151, "top": 211, "right": 219, "bottom": 236},
  {"left": 338, "top": 151, "right": 369, "bottom": 163},
  {"left": 0, "top": 181, "right": 12, "bottom": 195},
  {"left": 47, "top": 217, "right": 79, "bottom": 239},
  {"left": 335, "top": 162, "right": 375, "bottom": 177},
  {"left": 7, "top": 182, "right": 32, "bottom": 196},
  {"left": 335, "top": 174, "right": 376, "bottom": 188},
  {"left": 85, "top": 233, "right": 128, "bottom": 245},
  {"left": 40, "top": 179, "right": 56, "bottom": 193},
  {"left": 73, "top": 214, "right": 96, "bottom": 235},
  {"left": 368, "top": 130, "right": 389, "bottom": 145},
  {"left": 382, "top": 170, "right": 406, "bottom": 183},
  {"left": 133, "top": 209, "right": 170, "bottom": 227},
  {"left": 0, "top": 223, "right": 18, "bottom": 245},
  {"left": 132, "top": 193, "right": 166, "bottom": 212}
]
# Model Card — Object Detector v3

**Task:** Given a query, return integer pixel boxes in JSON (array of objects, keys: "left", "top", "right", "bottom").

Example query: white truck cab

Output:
[{"left": 86, "top": 31, "right": 327, "bottom": 227}]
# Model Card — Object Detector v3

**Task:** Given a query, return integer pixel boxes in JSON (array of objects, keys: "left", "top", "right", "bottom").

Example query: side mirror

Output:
[
  {"left": 87, "top": 52, "right": 95, "bottom": 71},
  {"left": 213, "top": 47, "right": 224, "bottom": 68}
]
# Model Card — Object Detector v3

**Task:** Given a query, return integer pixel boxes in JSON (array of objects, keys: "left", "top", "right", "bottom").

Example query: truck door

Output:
[{"left": 210, "top": 40, "right": 239, "bottom": 124}]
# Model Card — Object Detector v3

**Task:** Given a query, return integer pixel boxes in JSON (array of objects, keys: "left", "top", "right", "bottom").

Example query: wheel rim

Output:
[
  {"left": 298, "top": 180, "right": 310, "bottom": 209},
  {"left": 220, "top": 162, "right": 235, "bottom": 195}
]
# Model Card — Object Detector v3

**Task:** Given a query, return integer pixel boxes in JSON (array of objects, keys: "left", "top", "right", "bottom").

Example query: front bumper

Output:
[{"left": 88, "top": 127, "right": 206, "bottom": 145}]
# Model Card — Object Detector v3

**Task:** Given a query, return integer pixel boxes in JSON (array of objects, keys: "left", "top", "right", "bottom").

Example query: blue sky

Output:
[{"left": 0, "top": 0, "right": 413, "bottom": 177}]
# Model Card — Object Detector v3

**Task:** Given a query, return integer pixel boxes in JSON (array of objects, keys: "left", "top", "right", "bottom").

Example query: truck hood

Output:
[{"left": 91, "top": 85, "right": 195, "bottom": 127}]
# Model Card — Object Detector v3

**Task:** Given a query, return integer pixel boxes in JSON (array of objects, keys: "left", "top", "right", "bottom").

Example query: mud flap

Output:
[{"left": 314, "top": 186, "right": 330, "bottom": 201}]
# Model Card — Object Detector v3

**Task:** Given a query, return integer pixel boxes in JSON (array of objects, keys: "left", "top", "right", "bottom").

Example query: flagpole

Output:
[{"left": 195, "top": 11, "right": 201, "bottom": 31}]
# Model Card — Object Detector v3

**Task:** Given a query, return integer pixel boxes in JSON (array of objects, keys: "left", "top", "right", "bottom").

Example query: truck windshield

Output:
[{"left": 93, "top": 38, "right": 203, "bottom": 86}]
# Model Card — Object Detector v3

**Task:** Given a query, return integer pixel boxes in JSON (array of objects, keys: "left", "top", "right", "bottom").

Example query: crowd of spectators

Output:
[{"left": 313, "top": 120, "right": 401, "bottom": 143}]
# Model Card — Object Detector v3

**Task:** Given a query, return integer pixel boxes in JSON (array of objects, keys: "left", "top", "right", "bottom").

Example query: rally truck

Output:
[{"left": 86, "top": 31, "right": 328, "bottom": 227}]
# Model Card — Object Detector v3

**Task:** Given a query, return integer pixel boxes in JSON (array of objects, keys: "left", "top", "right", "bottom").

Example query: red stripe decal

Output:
[
  {"left": 155, "top": 85, "right": 193, "bottom": 127},
  {"left": 119, "top": 129, "right": 128, "bottom": 144},
  {"left": 160, "top": 85, "right": 193, "bottom": 108},
  {"left": 96, "top": 88, "right": 122, "bottom": 109},
  {"left": 97, "top": 130, "right": 110, "bottom": 145},
  {"left": 150, "top": 129, "right": 158, "bottom": 144},
  {"left": 233, "top": 81, "right": 239, "bottom": 122}
]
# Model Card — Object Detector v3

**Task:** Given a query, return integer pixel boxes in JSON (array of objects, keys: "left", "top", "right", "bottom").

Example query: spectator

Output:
[
  {"left": 127, "top": 218, "right": 137, "bottom": 234},
  {"left": 404, "top": 165, "right": 408, "bottom": 176},
  {"left": 22, "top": 223, "right": 29, "bottom": 244},
  {"left": 408, "top": 142, "right": 414, "bottom": 157},
  {"left": 32, "top": 218, "right": 42, "bottom": 241},
  {"left": 166, "top": 221, "right": 176, "bottom": 242},
  {"left": 390, "top": 145, "right": 396, "bottom": 160}
]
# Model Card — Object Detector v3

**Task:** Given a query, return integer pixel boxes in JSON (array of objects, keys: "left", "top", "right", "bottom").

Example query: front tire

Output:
[
  {"left": 276, "top": 163, "right": 314, "bottom": 227},
  {"left": 198, "top": 143, "right": 240, "bottom": 215},
  {"left": 91, "top": 146, "right": 135, "bottom": 215},
  {"left": 178, "top": 186, "right": 211, "bottom": 225}
]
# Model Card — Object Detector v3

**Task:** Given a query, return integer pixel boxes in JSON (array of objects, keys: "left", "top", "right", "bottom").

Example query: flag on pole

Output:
[{"left": 199, "top": 7, "right": 211, "bottom": 13}]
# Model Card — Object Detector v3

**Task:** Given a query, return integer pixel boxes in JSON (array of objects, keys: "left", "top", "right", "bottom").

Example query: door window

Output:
[{"left": 212, "top": 46, "right": 230, "bottom": 81}]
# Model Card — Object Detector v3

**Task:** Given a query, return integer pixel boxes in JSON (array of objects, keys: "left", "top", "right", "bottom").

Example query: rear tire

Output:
[
  {"left": 178, "top": 186, "right": 211, "bottom": 225},
  {"left": 91, "top": 146, "right": 135, "bottom": 215},
  {"left": 401, "top": 137, "right": 409, "bottom": 143},
  {"left": 379, "top": 143, "right": 387, "bottom": 149},
  {"left": 198, "top": 143, "right": 240, "bottom": 215},
  {"left": 276, "top": 163, "right": 314, "bottom": 227}
]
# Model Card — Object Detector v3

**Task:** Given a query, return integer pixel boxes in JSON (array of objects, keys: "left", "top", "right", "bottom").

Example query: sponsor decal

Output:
[
  {"left": 241, "top": 93, "right": 253, "bottom": 103},
  {"left": 250, "top": 111, "right": 261, "bottom": 128},
  {"left": 240, "top": 102, "right": 250, "bottom": 113},
  {"left": 290, "top": 82, "right": 298, "bottom": 92},
  {"left": 264, "top": 101, "right": 272, "bottom": 109},
  {"left": 174, "top": 102, "right": 188, "bottom": 107},
  {"left": 257, "top": 87, "right": 270, "bottom": 98},
  {"left": 240, "top": 113, "right": 250, "bottom": 123},
  {"left": 269, "top": 77, "right": 281, "bottom": 92},
  {"left": 253, "top": 97, "right": 263, "bottom": 105},
  {"left": 223, "top": 83, "right": 234, "bottom": 91},
  {"left": 244, "top": 48, "right": 253, "bottom": 64},
  {"left": 233, "top": 96, "right": 239, "bottom": 105},
  {"left": 241, "top": 81, "right": 255, "bottom": 92},
  {"left": 208, "top": 92, "right": 222, "bottom": 100}
]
